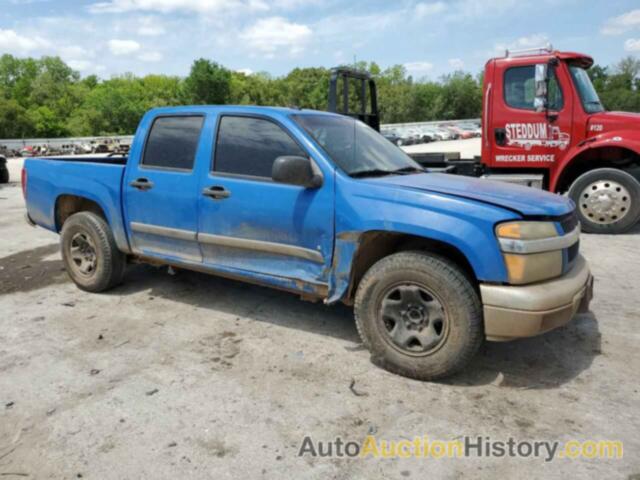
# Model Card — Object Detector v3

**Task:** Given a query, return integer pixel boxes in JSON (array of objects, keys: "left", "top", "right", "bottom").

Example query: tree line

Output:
[{"left": 0, "top": 54, "right": 639, "bottom": 139}]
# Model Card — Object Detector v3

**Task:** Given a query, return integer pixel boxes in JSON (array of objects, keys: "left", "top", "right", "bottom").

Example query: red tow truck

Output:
[{"left": 329, "top": 46, "right": 640, "bottom": 234}]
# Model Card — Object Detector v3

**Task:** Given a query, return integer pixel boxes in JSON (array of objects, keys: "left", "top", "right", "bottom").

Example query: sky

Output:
[{"left": 0, "top": 0, "right": 639, "bottom": 79}]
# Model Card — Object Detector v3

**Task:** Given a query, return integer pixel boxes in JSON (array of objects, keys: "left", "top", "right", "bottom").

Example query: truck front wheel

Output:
[
  {"left": 568, "top": 168, "right": 640, "bottom": 234},
  {"left": 354, "top": 251, "right": 483, "bottom": 381},
  {"left": 60, "top": 212, "right": 126, "bottom": 292}
]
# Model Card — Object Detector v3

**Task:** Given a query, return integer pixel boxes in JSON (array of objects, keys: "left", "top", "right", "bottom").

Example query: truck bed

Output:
[{"left": 24, "top": 155, "right": 129, "bottom": 252}]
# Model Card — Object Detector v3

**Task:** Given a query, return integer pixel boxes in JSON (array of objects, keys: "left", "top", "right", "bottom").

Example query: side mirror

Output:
[
  {"left": 534, "top": 63, "right": 548, "bottom": 112},
  {"left": 272, "top": 156, "right": 322, "bottom": 188}
]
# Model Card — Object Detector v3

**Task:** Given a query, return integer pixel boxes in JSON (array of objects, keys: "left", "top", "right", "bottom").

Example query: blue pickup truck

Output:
[{"left": 23, "top": 106, "right": 593, "bottom": 380}]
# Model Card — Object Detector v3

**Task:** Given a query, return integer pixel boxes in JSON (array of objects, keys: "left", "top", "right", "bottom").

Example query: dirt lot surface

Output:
[{"left": 1, "top": 158, "right": 639, "bottom": 479}]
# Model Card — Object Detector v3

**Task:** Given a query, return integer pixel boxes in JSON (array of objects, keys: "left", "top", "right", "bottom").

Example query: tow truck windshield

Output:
[
  {"left": 293, "top": 114, "right": 423, "bottom": 177},
  {"left": 569, "top": 65, "right": 605, "bottom": 114}
]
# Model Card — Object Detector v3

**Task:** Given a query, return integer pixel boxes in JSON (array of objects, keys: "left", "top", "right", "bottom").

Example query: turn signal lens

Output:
[{"left": 495, "top": 221, "right": 558, "bottom": 240}]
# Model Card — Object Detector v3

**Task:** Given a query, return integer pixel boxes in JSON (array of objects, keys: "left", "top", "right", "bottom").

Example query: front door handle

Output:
[
  {"left": 494, "top": 128, "right": 507, "bottom": 146},
  {"left": 130, "top": 178, "right": 154, "bottom": 190},
  {"left": 202, "top": 185, "right": 231, "bottom": 200}
]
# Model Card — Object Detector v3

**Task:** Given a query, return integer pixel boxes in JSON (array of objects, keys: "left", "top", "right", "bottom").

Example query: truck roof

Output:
[
  {"left": 146, "top": 105, "right": 338, "bottom": 118},
  {"left": 492, "top": 50, "right": 593, "bottom": 69}
]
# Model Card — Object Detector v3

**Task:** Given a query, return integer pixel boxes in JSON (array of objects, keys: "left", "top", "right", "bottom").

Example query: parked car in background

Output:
[
  {"left": 444, "top": 125, "right": 474, "bottom": 139},
  {"left": 382, "top": 130, "right": 402, "bottom": 145},
  {"left": 20, "top": 146, "right": 35, "bottom": 157},
  {"left": 60, "top": 144, "right": 76, "bottom": 155},
  {"left": 419, "top": 126, "right": 447, "bottom": 141},
  {"left": 406, "top": 127, "right": 431, "bottom": 144},
  {"left": 393, "top": 129, "right": 416, "bottom": 146},
  {"left": 458, "top": 123, "right": 482, "bottom": 137}
]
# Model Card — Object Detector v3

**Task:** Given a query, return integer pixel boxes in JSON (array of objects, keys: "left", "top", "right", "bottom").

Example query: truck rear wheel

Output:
[
  {"left": 354, "top": 251, "right": 483, "bottom": 381},
  {"left": 60, "top": 212, "right": 126, "bottom": 292},
  {"left": 568, "top": 168, "right": 640, "bottom": 234}
]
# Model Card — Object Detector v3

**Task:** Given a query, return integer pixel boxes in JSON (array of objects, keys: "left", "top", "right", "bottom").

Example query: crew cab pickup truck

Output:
[{"left": 23, "top": 106, "right": 593, "bottom": 380}]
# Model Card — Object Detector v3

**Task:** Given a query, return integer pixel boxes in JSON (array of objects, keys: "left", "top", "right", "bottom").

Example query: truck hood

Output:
[
  {"left": 366, "top": 173, "right": 574, "bottom": 217},
  {"left": 587, "top": 111, "right": 640, "bottom": 137}
]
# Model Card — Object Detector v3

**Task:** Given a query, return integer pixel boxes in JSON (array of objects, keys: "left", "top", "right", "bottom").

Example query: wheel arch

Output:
[
  {"left": 343, "top": 231, "right": 478, "bottom": 305},
  {"left": 55, "top": 194, "right": 108, "bottom": 232},
  {"left": 553, "top": 145, "right": 640, "bottom": 193}
]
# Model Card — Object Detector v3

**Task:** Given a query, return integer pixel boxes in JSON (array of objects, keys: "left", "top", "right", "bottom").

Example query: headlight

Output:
[{"left": 496, "top": 221, "right": 579, "bottom": 285}]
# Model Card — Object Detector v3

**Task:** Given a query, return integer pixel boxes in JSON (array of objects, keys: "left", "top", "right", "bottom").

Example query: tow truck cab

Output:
[
  {"left": 328, "top": 50, "right": 640, "bottom": 234},
  {"left": 482, "top": 47, "right": 640, "bottom": 233}
]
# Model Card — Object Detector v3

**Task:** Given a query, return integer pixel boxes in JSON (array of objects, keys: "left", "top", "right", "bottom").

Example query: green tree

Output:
[
  {"left": 182, "top": 59, "right": 231, "bottom": 105},
  {"left": 0, "top": 96, "right": 31, "bottom": 138}
]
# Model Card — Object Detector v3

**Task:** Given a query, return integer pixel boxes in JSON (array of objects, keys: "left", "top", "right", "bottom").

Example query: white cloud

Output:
[
  {"left": 235, "top": 68, "right": 253, "bottom": 75},
  {"left": 0, "top": 29, "right": 49, "bottom": 53},
  {"left": 138, "top": 50, "right": 163, "bottom": 61},
  {"left": 404, "top": 61, "right": 434, "bottom": 75},
  {"left": 448, "top": 58, "right": 464, "bottom": 69},
  {"left": 67, "top": 59, "right": 93, "bottom": 71},
  {"left": 240, "top": 16, "right": 311, "bottom": 56},
  {"left": 58, "top": 45, "right": 91, "bottom": 58},
  {"left": 624, "top": 38, "right": 640, "bottom": 52},
  {"left": 89, "top": 0, "right": 266, "bottom": 14},
  {"left": 414, "top": 2, "right": 446, "bottom": 19},
  {"left": 108, "top": 38, "right": 141, "bottom": 55},
  {"left": 137, "top": 16, "right": 166, "bottom": 36},
  {"left": 601, "top": 9, "right": 640, "bottom": 36}
]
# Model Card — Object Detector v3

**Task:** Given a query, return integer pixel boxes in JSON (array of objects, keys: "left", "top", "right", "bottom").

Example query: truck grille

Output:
[
  {"left": 558, "top": 210, "right": 580, "bottom": 272},
  {"left": 567, "top": 241, "right": 580, "bottom": 264},
  {"left": 559, "top": 211, "right": 579, "bottom": 234}
]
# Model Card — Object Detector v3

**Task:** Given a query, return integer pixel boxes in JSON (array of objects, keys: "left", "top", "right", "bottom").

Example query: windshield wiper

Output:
[
  {"left": 349, "top": 166, "right": 426, "bottom": 178},
  {"left": 349, "top": 168, "right": 397, "bottom": 178},
  {"left": 391, "top": 166, "right": 426, "bottom": 174}
]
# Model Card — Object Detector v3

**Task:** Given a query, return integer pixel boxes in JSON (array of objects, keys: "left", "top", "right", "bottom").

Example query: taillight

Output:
[{"left": 21, "top": 167, "right": 27, "bottom": 199}]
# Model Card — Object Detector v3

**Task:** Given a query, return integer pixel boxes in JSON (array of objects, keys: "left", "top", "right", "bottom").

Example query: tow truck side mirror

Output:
[{"left": 534, "top": 63, "right": 548, "bottom": 112}]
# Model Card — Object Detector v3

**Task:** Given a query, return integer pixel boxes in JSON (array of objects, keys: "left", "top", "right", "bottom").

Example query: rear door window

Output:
[{"left": 142, "top": 115, "right": 204, "bottom": 170}]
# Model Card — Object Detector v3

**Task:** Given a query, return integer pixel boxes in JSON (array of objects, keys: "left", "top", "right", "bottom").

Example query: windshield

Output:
[
  {"left": 292, "top": 114, "right": 422, "bottom": 177},
  {"left": 569, "top": 66, "right": 604, "bottom": 114}
]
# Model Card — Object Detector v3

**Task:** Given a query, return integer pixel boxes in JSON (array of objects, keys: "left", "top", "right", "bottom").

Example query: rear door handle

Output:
[
  {"left": 130, "top": 178, "right": 154, "bottom": 190},
  {"left": 202, "top": 185, "right": 231, "bottom": 200}
]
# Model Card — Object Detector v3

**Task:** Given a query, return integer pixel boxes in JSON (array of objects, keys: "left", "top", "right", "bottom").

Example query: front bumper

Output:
[{"left": 480, "top": 255, "right": 593, "bottom": 341}]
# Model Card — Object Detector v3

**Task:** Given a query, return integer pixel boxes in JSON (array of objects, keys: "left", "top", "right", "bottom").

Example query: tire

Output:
[
  {"left": 354, "top": 251, "right": 483, "bottom": 381},
  {"left": 0, "top": 166, "right": 8, "bottom": 184},
  {"left": 60, "top": 212, "right": 126, "bottom": 292},
  {"left": 568, "top": 168, "right": 640, "bottom": 234}
]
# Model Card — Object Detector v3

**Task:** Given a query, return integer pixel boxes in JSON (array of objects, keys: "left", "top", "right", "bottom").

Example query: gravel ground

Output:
[{"left": 1, "top": 157, "right": 639, "bottom": 479}]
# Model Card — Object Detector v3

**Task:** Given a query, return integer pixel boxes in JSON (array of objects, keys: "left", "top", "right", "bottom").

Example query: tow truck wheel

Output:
[
  {"left": 568, "top": 168, "right": 640, "bottom": 234},
  {"left": 61, "top": 212, "right": 126, "bottom": 292},
  {"left": 354, "top": 251, "right": 483, "bottom": 381}
]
